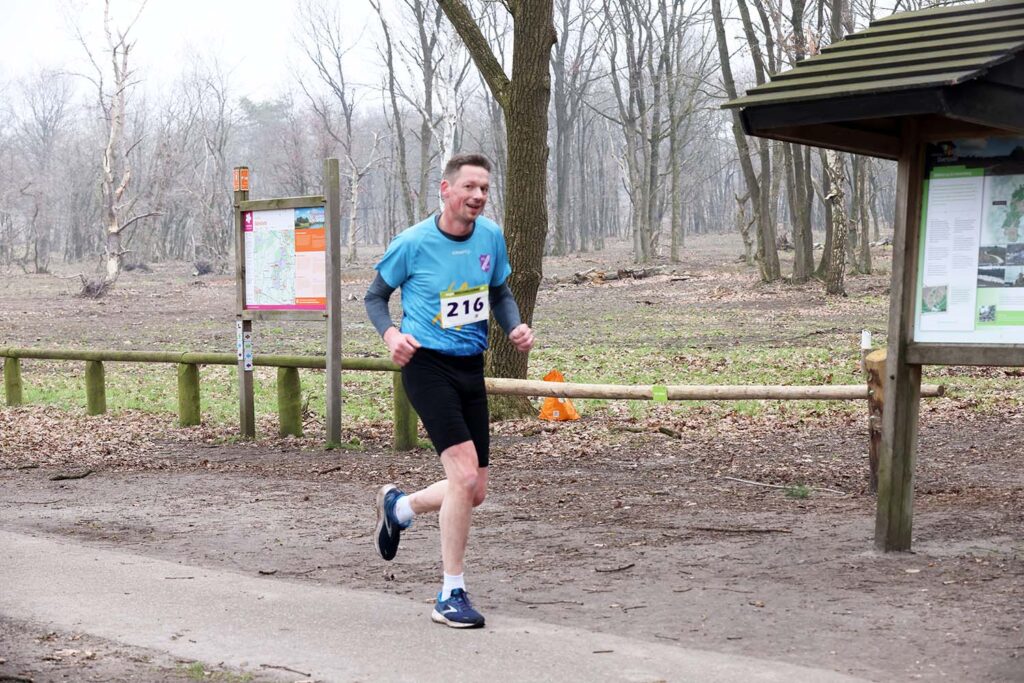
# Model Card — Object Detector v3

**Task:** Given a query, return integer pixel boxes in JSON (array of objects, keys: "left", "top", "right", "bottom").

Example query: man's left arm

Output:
[{"left": 489, "top": 283, "right": 534, "bottom": 353}]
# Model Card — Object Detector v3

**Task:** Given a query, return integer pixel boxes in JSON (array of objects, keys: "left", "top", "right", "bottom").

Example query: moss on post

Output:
[
  {"left": 85, "top": 360, "right": 106, "bottom": 415},
  {"left": 3, "top": 357, "right": 24, "bottom": 406},
  {"left": 392, "top": 371, "right": 418, "bottom": 451},
  {"left": 277, "top": 366, "right": 302, "bottom": 437},
  {"left": 177, "top": 363, "right": 201, "bottom": 427}
]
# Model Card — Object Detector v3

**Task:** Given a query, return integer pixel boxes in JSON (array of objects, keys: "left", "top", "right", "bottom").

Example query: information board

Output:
[
  {"left": 242, "top": 205, "right": 326, "bottom": 310},
  {"left": 914, "top": 138, "right": 1024, "bottom": 344}
]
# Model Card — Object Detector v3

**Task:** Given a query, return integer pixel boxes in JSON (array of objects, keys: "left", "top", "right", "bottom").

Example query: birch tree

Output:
[{"left": 77, "top": 0, "right": 159, "bottom": 294}]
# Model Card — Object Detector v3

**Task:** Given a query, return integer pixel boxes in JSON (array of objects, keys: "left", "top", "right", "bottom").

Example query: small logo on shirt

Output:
[
  {"left": 451, "top": 249, "right": 470, "bottom": 256},
  {"left": 479, "top": 254, "right": 492, "bottom": 273}
]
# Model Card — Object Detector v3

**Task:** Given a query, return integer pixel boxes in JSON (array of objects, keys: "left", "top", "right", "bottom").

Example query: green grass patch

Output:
[
  {"left": 785, "top": 484, "right": 812, "bottom": 499},
  {"left": 180, "top": 661, "right": 253, "bottom": 682},
  {"left": 13, "top": 358, "right": 396, "bottom": 426}
]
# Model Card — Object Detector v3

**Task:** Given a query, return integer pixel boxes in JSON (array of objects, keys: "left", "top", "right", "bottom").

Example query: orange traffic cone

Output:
[{"left": 538, "top": 369, "right": 580, "bottom": 421}]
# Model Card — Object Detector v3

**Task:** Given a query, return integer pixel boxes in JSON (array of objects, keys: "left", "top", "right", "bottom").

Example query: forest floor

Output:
[{"left": 0, "top": 234, "right": 1022, "bottom": 682}]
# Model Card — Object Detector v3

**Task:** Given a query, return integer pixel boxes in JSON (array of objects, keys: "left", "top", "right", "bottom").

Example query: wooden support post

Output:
[
  {"left": 324, "top": 158, "right": 343, "bottom": 446},
  {"left": 875, "top": 122, "right": 924, "bottom": 552},
  {"left": 177, "top": 363, "right": 201, "bottom": 427},
  {"left": 3, "top": 356, "right": 23, "bottom": 406},
  {"left": 277, "top": 367, "right": 303, "bottom": 437},
  {"left": 233, "top": 166, "right": 255, "bottom": 439},
  {"left": 865, "top": 348, "right": 887, "bottom": 494},
  {"left": 237, "top": 320, "right": 255, "bottom": 438},
  {"left": 392, "top": 371, "right": 418, "bottom": 451},
  {"left": 85, "top": 360, "right": 106, "bottom": 415}
]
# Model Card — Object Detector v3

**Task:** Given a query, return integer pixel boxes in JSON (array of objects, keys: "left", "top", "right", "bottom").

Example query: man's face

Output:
[{"left": 440, "top": 165, "right": 490, "bottom": 223}]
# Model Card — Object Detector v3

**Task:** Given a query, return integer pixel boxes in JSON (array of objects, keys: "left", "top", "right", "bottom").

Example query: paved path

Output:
[{"left": 0, "top": 529, "right": 870, "bottom": 683}]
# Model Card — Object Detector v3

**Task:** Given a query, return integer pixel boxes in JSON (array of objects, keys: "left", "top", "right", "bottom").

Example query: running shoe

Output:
[
  {"left": 374, "top": 484, "right": 409, "bottom": 561},
  {"left": 431, "top": 588, "right": 485, "bottom": 628}
]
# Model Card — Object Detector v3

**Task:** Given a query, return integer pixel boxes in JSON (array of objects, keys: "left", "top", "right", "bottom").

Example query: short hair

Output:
[{"left": 443, "top": 153, "right": 492, "bottom": 181}]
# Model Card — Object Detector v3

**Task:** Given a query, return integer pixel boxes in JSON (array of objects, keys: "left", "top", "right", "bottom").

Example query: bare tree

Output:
[
  {"left": 75, "top": 0, "right": 159, "bottom": 294},
  {"left": 372, "top": 0, "right": 416, "bottom": 226},
  {"left": 298, "top": 0, "right": 384, "bottom": 261},
  {"left": 437, "top": 0, "right": 556, "bottom": 415},
  {"left": 550, "top": 0, "right": 601, "bottom": 256},
  {"left": 713, "top": 0, "right": 779, "bottom": 282},
  {"left": 12, "top": 71, "right": 75, "bottom": 273},
  {"left": 822, "top": 0, "right": 851, "bottom": 295}
]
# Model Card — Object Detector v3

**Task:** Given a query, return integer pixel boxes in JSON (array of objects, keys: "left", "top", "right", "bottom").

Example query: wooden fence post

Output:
[
  {"left": 4, "top": 357, "right": 24, "bottom": 406},
  {"left": 177, "top": 363, "right": 201, "bottom": 427},
  {"left": 85, "top": 360, "right": 106, "bottom": 415},
  {"left": 865, "top": 348, "right": 887, "bottom": 494},
  {"left": 277, "top": 367, "right": 303, "bottom": 437},
  {"left": 392, "top": 371, "right": 418, "bottom": 451}
]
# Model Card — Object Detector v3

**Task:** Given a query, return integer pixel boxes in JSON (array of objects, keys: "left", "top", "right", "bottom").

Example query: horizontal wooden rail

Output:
[
  {"left": 1, "top": 347, "right": 946, "bottom": 401},
  {"left": 0, "top": 346, "right": 410, "bottom": 449},
  {"left": 485, "top": 378, "right": 944, "bottom": 401},
  {"left": 1, "top": 346, "right": 946, "bottom": 460},
  {"left": 0, "top": 347, "right": 397, "bottom": 371}
]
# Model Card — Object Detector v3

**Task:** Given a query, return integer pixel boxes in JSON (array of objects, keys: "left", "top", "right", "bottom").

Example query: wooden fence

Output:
[
  {"left": 0, "top": 347, "right": 416, "bottom": 449},
  {"left": 1, "top": 347, "right": 943, "bottom": 467}
]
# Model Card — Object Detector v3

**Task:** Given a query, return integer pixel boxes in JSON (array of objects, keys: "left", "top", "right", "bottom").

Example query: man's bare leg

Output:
[{"left": 435, "top": 441, "right": 484, "bottom": 576}]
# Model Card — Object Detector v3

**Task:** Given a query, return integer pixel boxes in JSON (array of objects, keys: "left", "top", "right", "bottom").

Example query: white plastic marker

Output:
[{"left": 860, "top": 330, "right": 872, "bottom": 373}]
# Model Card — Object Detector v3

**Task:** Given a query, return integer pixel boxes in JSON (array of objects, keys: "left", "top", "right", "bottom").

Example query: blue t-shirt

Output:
[{"left": 375, "top": 215, "right": 513, "bottom": 356}]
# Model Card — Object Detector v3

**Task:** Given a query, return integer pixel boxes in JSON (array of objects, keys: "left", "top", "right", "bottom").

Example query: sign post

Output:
[
  {"left": 232, "top": 163, "right": 341, "bottom": 443},
  {"left": 233, "top": 168, "right": 255, "bottom": 438},
  {"left": 324, "top": 158, "right": 343, "bottom": 445}
]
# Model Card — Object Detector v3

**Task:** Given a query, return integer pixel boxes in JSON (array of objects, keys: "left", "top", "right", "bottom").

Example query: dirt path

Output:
[
  {"left": 1, "top": 408, "right": 1022, "bottom": 682},
  {"left": 1, "top": 238, "right": 1022, "bottom": 680}
]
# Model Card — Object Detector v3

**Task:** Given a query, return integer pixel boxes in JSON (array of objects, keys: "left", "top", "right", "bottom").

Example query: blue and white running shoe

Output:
[
  {"left": 431, "top": 588, "right": 485, "bottom": 628},
  {"left": 374, "top": 484, "right": 410, "bottom": 561}
]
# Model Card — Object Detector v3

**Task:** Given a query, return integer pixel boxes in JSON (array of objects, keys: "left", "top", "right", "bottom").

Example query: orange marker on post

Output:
[{"left": 233, "top": 167, "right": 250, "bottom": 192}]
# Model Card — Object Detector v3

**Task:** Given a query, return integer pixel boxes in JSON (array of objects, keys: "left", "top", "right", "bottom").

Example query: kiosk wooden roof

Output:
[{"left": 724, "top": 0, "right": 1024, "bottom": 159}]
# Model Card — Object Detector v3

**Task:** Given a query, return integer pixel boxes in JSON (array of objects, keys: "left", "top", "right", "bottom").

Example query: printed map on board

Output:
[
  {"left": 252, "top": 230, "right": 296, "bottom": 305},
  {"left": 983, "top": 175, "right": 1024, "bottom": 246}
]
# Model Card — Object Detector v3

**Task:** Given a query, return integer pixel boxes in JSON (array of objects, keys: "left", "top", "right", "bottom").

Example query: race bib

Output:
[{"left": 440, "top": 285, "right": 489, "bottom": 328}]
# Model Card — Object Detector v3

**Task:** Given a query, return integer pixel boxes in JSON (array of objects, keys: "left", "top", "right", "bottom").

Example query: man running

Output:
[{"left": 363, "top": 153, "right": 534, "bottom": 629}]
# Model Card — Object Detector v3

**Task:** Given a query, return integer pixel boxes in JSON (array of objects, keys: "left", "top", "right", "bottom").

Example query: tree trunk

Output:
[
  {"left": 374, "top": 1, "right": 416, "bottom": 227},
  {"left": 854, "top": 156, "right": 872, "bottom": 273},
  {"left": 825, "top": 148, "right": 847, "bottom": 296},
  {"left": 346, "top": 163, "right": 359, "bottom": 264},
  {"left": 713, "top": 0, "right": 778, "bottom": 282}
]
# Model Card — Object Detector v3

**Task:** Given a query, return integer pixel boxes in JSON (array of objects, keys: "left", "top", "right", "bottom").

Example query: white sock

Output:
[
  {"left": 441, "top": 573, "right": 465, "bottom": 601},
  {"left": 393, "top": 495, "right": 414, "bottom": 525}
]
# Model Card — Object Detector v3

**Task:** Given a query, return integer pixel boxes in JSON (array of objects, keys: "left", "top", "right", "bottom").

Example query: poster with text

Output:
[
  {"left": 914, "top": 138, "right": 1024, "bottom": 344},
  {"left": 242, "top": 205, "right": 327, "bottom": 311}
]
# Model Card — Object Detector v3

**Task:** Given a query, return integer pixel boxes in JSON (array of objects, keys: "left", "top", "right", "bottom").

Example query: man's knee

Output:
[
  {"left": 450, "top": 468, "right": 479, "bottom": 493},
  {"left": 442, "top": 442, "right": 480, "bottom": 493}
]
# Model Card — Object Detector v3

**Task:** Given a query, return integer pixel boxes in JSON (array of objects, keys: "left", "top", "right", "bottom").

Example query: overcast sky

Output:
[{"left": 0, "top": 0, "right": 381, "bottom": 101}]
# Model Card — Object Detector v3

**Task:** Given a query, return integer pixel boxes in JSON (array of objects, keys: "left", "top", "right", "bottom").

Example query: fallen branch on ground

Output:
[
  {"left": 260, "top": 664, "right": 311, "bottom": 677},
  {"left": 49, "top": 470, "right": 93, "bottom": 481},
  {"left": 690, "top": 526, "right": 792, "bottom": 534},
  {"left": 514, "top": 598, "right": 584, "bottom": 606},
  {"left": 721, "top": 475, "right": 846, "bottom": 496}
]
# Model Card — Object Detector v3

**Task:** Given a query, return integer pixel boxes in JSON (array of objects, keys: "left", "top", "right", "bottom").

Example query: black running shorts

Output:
[{"left": 401, "top": 348, "right": 490, "bottom": 467}]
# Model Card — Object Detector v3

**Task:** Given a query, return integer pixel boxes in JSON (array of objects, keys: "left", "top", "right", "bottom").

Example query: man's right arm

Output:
[
  {"left": 364, "top": 273, "right": 421, "bottom": 366},
  {"left": 364, "top": 273, "right": 397, "bottom": 337}
]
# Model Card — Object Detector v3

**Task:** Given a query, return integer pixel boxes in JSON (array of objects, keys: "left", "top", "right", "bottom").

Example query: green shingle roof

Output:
[{"left": 724, "top": 0, "right": 1024, "bottom": 110}]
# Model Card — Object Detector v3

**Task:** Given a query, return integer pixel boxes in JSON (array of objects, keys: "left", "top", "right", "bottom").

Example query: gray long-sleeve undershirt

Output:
[{"left": 364, "top": 273, "right": 522, "bottom": 338}]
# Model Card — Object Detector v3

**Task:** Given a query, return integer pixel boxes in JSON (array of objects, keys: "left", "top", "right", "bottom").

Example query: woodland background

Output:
[{"left": 0, "top": 0, "right": 922, "bottom": 291}]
